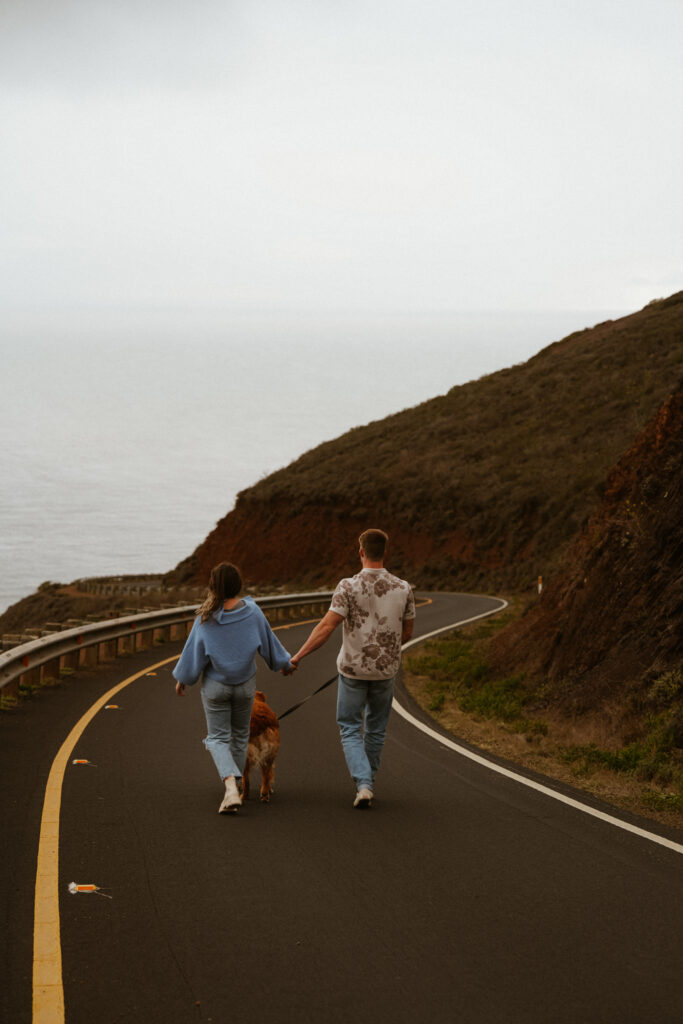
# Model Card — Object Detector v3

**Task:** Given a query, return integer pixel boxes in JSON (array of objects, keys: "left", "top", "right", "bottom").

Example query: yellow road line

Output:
[
  {"left": 32, "top": 616, "right": 316, "bottom": 1022},
  {"left": 32, "top": 654, "right": 179, "bottom": 1024}
]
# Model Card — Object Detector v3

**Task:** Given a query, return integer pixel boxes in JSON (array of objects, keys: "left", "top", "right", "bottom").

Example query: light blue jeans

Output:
[
  {"left": 336, "top": 673, "right": 396, "bottom": 791},
  {"left": 200, "top": 674, "right": 256, "bottom": 780}
]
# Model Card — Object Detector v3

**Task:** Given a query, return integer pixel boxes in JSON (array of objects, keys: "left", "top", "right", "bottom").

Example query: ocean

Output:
[{"left": 0, "top": 308, "right": 623, "bottom": 613}]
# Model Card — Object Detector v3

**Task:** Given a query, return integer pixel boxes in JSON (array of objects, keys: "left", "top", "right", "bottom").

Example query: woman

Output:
[{"left": 173, "top": 562, "right": 293, "bottom": 814}]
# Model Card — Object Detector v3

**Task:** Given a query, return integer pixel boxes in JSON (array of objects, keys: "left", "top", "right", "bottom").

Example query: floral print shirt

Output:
[{"left": 330, "top": 568, "right": 415, "bottom": 680}]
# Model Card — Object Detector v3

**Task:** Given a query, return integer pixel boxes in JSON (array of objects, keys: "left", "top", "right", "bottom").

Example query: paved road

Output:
[{"left": 2, "top": 593, "right": 682, "bottom": 1023}]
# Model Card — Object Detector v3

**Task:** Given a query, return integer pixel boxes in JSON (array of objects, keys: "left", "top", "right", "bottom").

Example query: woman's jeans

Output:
[
  {"left": 336, "top": 673, "right": 395, "bottom": 790},
  {"left": 200, "top": 675, "right": 256, "bottom": 781}
]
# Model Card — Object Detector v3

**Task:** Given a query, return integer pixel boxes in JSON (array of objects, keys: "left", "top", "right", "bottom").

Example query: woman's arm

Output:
[
  {"left": 257, "top": 612, "right": 294, "bottom": 672},
  {"left": 172, "top": 618, "right": 208, "bottom": 688}
]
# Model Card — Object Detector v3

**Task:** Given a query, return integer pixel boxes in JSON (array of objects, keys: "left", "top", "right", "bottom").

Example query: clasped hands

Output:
[{"left": 280, "top": 656, "right": 300, "bottom": 676}]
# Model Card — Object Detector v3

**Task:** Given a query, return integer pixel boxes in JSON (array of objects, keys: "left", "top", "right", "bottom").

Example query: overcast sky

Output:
[{"left": 1, "top": 0, "right": 680, "bottom": 324}]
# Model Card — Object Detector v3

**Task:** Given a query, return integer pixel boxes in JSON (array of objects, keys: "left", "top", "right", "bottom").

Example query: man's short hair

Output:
[{"left": 359, "top": 529, "right": 388, "bottom": 561}]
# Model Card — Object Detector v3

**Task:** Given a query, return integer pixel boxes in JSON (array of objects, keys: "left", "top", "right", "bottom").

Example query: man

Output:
[{"left": 290, "top": 529, "right": 415, "bottom": 808}]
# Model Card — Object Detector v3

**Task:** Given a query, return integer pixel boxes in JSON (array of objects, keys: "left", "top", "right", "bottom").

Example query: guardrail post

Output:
[
  {"left": 135, "top": 628, "right": 154, "bottom": 652},
  {"left": 99, "top": 637, "right": 118, "bottom": 661},
  {"left": 40, "top": 657, "right": 62, "bottom": 685},
  {"left": 1, "top": 677, "right": 20, "bottom": 703},
  {"left": 117, "top": 634, "right": 135, "bottom": 657},
  {"left": 20, "top": 666, "right": 41, "bottom": 692},
  {"left": 60, "top": 650, "right": 79, "bottom": 674},
  {"left": 79, "top": 643, "right": 99, "bottom": 669},
  {"left": 153, "top": 626, "right": 168, "bottom": 646}
]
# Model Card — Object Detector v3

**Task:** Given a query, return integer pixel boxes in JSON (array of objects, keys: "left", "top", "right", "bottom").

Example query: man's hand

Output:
[
  {"left": 280, "top": 661, "right": 297, "bottom": 676},
  {"left": 175, "top": 681, "right": 186, "bottom": 696}
]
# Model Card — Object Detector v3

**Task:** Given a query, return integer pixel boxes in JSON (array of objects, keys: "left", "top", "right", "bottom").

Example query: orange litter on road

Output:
[{"left": 68, "top": 882, "right": 112, "bottom": 898}]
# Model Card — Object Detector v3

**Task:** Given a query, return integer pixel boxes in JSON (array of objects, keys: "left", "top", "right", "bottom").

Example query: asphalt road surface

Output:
[{"left": 2, "top": 592, "right": 682, "bottom": 1024}]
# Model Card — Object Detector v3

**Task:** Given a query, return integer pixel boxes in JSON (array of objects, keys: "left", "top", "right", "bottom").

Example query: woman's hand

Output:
[{"left": 175, "top": 681, "right": 186, "bottom": 696}]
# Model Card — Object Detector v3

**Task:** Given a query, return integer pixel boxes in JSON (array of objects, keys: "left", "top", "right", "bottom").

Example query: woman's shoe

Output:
[
  {"left": 219, "top": 775, "right": 242, "bottom": 814},
  {"left": 353, "top": 787, "right": 373, "bottom": 808}
]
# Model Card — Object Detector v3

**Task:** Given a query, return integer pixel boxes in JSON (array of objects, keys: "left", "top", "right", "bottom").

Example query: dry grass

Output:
[
  {"left": 404, "top": 669, "right": 683, "bottom": 830},
  {"left": 403, "top": 608, "right": 683, "bottom": 832}
]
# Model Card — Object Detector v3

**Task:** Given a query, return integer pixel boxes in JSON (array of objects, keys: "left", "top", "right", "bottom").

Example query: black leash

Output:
[
  {"left": 277, "top": 675, "right": 337, "bottom": 721},
  {"left": 275, "top": 596, "right": 430, "bottom": 722}
]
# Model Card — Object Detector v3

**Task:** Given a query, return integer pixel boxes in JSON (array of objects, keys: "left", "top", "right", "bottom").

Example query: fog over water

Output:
[
  {"left": 0, "top": 309, "right": 625, "bottom": 613},
  {"left": 1, "top": 2, "right": 678, "bottom": 612}
]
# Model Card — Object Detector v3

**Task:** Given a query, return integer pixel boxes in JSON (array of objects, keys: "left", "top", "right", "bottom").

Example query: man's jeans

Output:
[
  {"left": 200, "top": 674, "right": 256, "bottom": 780},
  {"left": 336, "top": 673, "right": 396, "bottom": 790}
]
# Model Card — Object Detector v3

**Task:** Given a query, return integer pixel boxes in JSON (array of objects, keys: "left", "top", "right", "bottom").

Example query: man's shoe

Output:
[
  {"left": 353, "top": 787, "right": 374, "bottom": 808},
  {"left": 219, "top": 776, "right": 242, "bottom": 814}
]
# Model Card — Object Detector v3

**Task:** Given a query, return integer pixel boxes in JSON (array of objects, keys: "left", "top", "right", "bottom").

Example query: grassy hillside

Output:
[
  {"left": 404, "top": 385, "right": 682, "bottom": 823},
  {"left": 174, "top": 292, "right": 683, "bottom": 591}
]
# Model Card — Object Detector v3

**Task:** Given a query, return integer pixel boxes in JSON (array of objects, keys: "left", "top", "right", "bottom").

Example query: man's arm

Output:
[
  {"left": 290, "top": 610, "right": 344, "bottom": 667},
  {"left": 401, "top": 618, "right": 414, "bottom": 645}
]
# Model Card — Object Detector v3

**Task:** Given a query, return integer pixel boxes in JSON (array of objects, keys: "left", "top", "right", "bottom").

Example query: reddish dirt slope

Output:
[
  {"left": 170, "top": 506, "right": 490, "bottom": 591},
  {"left": 491, "top": 386, "right": 683, "bottom": 713}
]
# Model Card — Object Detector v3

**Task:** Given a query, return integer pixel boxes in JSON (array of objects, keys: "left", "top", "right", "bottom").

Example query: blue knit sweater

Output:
[{"left": 172, "top": 596, "right": 292, "bottom": 686}]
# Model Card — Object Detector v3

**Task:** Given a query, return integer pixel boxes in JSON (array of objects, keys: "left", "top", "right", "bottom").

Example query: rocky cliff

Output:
[{"left": 491, "top": 384, "right": 682, "bottom": 719}]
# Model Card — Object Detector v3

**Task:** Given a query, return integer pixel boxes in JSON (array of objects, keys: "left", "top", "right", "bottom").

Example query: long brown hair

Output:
[{"left": 198, "top": 562, "right": 243, "bottom": 622}]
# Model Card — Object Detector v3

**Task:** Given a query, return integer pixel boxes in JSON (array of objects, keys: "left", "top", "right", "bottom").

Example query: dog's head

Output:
[{"left": 254, "top": 689, "right": 267, "bottom": 703}]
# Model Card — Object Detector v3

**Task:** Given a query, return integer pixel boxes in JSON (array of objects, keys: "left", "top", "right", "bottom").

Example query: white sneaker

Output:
[
  {"left": 219, "top": 776, "right": 242, "bottom": 814},
  {"left": 353, "top": 787, "right": 374, "bottom": 808}
]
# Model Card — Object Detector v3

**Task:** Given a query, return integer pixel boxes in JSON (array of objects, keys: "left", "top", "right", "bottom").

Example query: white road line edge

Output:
[{"left": 396, "top": 599, "right": 683, "bottom": 857}]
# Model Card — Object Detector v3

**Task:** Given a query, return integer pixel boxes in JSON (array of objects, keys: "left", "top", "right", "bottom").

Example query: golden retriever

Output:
[{"left": 243, "top": 690, "right": 280, "bottom": 802}]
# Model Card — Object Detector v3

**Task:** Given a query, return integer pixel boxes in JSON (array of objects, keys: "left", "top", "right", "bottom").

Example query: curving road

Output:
[{"left": 2, "top": 592, "right": 682, "bottom": 1023}]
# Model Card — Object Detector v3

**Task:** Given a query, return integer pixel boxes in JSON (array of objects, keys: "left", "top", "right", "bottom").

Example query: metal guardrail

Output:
[{"left": 0, "top": 592, "right": 333, "bottom": 700}]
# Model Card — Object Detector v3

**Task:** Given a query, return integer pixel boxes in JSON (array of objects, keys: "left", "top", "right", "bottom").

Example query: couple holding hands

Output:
[{"left": 173, "top": 529, "right": 415, "bottom": 812}]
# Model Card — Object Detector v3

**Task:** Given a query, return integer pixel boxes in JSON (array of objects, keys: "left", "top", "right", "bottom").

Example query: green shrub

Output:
[
  {"left": 647, "top": 669, "right": 683, "bottom": 709},
  {"left": 559, "top": 738, "right": 681, "bottom": 788},
  {"left": 459, "top": 675, "right": 526, "bottom": 722},
  {"left": 642, "top": 790, "right": 683, "bottom": 813},
  {"left": 406, "top": 620, "right": 548, "bottom": 737}
]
